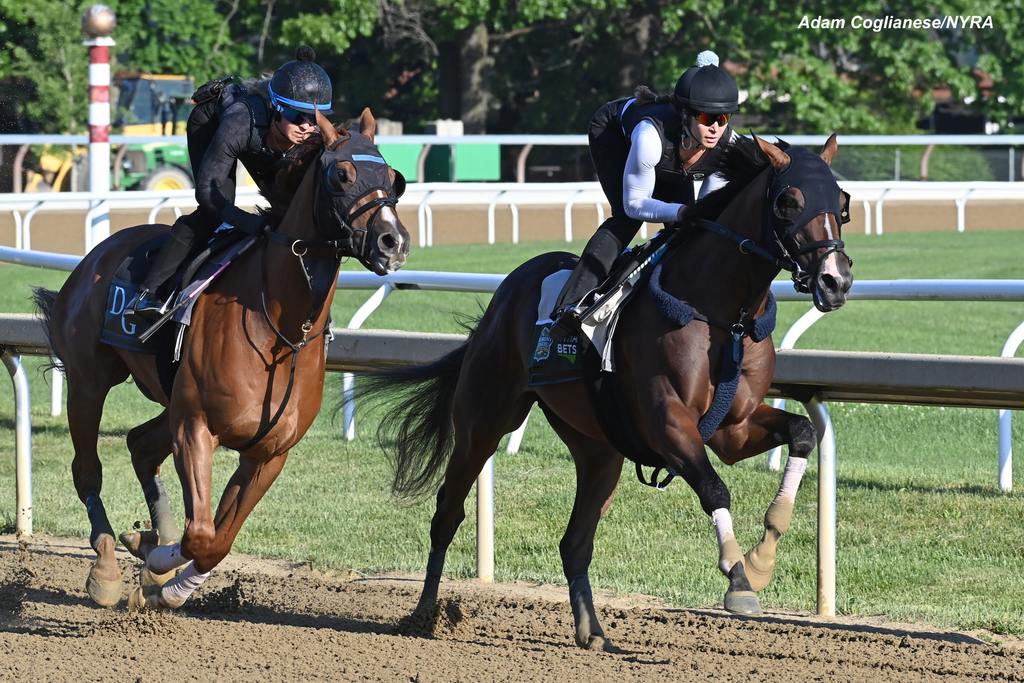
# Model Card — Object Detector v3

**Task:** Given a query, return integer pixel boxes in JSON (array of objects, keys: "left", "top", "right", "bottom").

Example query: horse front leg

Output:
[
  {"left": 710, "top": 403, "right": 817, "bottom": 591},
  {"left": 652, "top": 407, "right": 761, "bottom": 616}
]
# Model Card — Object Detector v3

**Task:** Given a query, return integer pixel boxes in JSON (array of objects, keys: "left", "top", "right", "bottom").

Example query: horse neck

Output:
[
  {"left": 262, "top": 153, "right": 339, "bottom": 333},
  {"left": 668, "top": 168, "right": 779, "bottom": 319}
]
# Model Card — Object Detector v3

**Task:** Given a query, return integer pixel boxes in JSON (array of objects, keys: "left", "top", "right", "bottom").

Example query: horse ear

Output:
[
  {"left": 752, "top": 133, "right": 791, "bottom": 170},
  {"left": 359, "top": 107, "right": 376, "bottom": 143},
  {"left": 316, "top": 110, "right": 340, "bottom": 147},
  {"left": 819, "top": 133, "right": 839, "bottom": 166}
]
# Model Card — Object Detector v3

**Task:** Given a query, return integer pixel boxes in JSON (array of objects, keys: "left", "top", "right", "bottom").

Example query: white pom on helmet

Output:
[{"left": 695, "top": 50, "right": 720, "bottom": 68}]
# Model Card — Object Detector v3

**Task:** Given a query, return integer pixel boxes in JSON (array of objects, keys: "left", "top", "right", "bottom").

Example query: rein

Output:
[
  {"left": 236, "top": 161, "right": 395, "bottom": 451},
  {"left": 234, "top": 234, "right": 336, "bottom": 452}
]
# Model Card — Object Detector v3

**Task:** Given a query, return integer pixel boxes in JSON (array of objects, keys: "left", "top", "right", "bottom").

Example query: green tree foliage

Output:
[
  {"left": 0, "top": 0, "right": 91, "bottom": 132},
  {"left": 1, "top": 0, "right": 1021, "bottom": 135}
]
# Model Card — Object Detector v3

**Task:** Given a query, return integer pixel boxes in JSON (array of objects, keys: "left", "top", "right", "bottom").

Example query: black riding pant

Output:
[
  {"left": 141, "top": 101, "right": 224, "bottom": 292},
  {"left": 552, "top": 101, "right": 642, "bottom": 312}
]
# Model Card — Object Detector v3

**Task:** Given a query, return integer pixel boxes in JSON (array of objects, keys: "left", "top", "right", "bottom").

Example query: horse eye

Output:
[{"left": 327, "top": 161, "right": 355, "bottom": 191}]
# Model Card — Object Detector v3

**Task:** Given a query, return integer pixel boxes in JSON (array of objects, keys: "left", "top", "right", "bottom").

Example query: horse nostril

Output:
[
  {"left": 819, "top": 273, "right": 838, "bottom": 293},
  {"left": 379, "top": 233, "right": 398, "bottom": 251}
]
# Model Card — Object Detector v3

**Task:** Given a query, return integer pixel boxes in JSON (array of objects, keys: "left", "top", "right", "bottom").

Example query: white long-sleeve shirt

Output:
[{"left": 622, "top": 120, "right": 733, "bottom": 223}]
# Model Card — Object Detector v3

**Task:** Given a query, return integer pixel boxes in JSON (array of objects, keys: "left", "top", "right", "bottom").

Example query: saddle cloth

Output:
[
  {"left": 527, "top": 231, "right": 673, "bottom": 386},
  {"left": 99, "top": 226, "right": 258, "bottom": 356}
]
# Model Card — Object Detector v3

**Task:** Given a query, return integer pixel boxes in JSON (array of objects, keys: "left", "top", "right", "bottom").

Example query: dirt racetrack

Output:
[{"left": 2, "top": 535, "right": 1022, "bottom": 682}]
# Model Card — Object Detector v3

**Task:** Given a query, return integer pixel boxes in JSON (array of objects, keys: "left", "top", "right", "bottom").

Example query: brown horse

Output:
[
  {"left": 364, "top": 135, "right": 852, "bottom": 649},
  {"left": 34, "top": 109, "right": 410, "bottom": 609}
]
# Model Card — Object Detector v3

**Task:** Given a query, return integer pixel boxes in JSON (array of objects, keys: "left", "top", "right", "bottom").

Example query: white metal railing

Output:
[
  {"left": 4, "top": 179, "right": 1024, "bottom": 253},
  {"left": 2, "top": 244, "right": 1020, "bottom": 491}
]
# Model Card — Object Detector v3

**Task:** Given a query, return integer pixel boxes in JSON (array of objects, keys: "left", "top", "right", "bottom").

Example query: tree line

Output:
[{"left": 1, "top": 0, "right": 1020, "bottom": 136}]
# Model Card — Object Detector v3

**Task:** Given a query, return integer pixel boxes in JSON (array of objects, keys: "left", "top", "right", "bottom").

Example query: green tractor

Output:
[{"left": 112, "top": 73, "right": 195, "bottom": 191}]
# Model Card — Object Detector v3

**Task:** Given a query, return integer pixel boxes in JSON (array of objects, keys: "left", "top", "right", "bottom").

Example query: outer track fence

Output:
[
  {"left": 6, "top": 244, "right": 1023, "bottom": 489},
  {"left": 4, "top": 314, "right": 1024, "bottom": 617},
  {"left": 3, "top": 179, "right": 1024, "bottom": 253}
]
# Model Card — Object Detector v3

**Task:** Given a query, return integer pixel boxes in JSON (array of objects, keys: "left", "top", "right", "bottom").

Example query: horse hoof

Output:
[
  {"left": 119, "top": 529, "right": 159, "bottom": 561},
  {"left": 724, "top": 590, "right": 762, "bottom": 616},
  {"left": 743, "top": 549, "right": 775, "bottom": 592},
  {"left": 140, "top": 565, "right": 176, "bottom": 589},
  {"left": 85, "top": 571, "right": 122, "bottom": 607},
  {"left": 127, "top": 585, "right": 163, "bottom": 611}
]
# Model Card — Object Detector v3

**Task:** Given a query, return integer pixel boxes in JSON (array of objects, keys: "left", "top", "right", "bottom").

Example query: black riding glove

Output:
[{"left": 221, "top": 206, "right": 266, "bottom": 235}]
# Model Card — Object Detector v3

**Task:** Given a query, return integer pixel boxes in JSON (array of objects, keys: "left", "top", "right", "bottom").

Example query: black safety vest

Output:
[{"left": 617, "top": 97, "right": 734, "bottom": 205}]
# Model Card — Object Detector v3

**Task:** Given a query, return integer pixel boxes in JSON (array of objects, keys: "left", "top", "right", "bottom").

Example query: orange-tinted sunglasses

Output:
[{"left": 694, "top": 111, "right": 731, "bottom": 127}]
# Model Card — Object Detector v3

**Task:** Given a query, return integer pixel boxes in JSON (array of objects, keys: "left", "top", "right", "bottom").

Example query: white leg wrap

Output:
[
  {"left": 158, "top": 561, "right": 211, "bottom": 609},
  {"left": 776, "top": 457, "right": 808, "bottom": 502},
  {"left": 711, "top": 508, "right": 738, "bottom": 574},
  {"left": 147, "top": 542, "right": 190, "bottom": 574}
]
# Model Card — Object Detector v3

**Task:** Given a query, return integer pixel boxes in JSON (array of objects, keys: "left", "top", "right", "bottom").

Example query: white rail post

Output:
[
  {"left": 342, "top": 283, "right": 394, "bottom": 440},
  {"left": 768, "top": 306, "right": 827, "bottom": 470},
  {"left": 806, "top": 397, "right": 836, "bottom": 617},
  {"left": 955, "top": 188, "right": 976, "bottom": 233},
  {"left": 50, "top": 362, "right": 63, "bottom": 416},
  {"left": 3, "top": 350, "right": 33, "bottom": 536},
  {"left": 506, "top": 414, "right": 529, "bottom": 454},
  {"left": 998, "top": 320, "right": 1024, "bottom": 492},
  {"left": 416, "top": 190, "right": 433, "bottom": 248},
  {"left": 510, "top": 204, "right": 520, "bottom": 245},
  {"left": 875, "top": 188, "right": 890, "bottom": 236},
  {"left": 22, "top": 202, "right": 43, "bottom": 251},
  {"left": 476, "top": 454, "right": 495, "bottom": 582},
  {"left": 486, "top": 190, "right": 505, "bottom": 245},
  {"left": 564, "top": 189, "right": 583, "bottom": 242},
  {"left": 11, "top": 210, "right": 23, "bottom": 250}
]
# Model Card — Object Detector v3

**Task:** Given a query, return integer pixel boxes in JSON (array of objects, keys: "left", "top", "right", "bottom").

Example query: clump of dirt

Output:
[
  {"left": 0, "top": 563, "right": 33, "bottom": 617},
  {"left": 83, "top": 609, "right": 187, "bottom": 639},
  {"left": 397, "top": 597, "right": 473, "bottom": 638},
  {"left": 189, "top": 576, "right": 252, "bottom": 614}
]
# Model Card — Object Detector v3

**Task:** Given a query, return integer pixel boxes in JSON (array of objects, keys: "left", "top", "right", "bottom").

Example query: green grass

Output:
[{"left": 1, "top": 230, "right": 1023, "bottom": 636}]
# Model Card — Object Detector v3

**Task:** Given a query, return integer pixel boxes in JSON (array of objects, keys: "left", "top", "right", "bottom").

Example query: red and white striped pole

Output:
[{"left": 82, "top": 5, "right": 116, "bottom": 249}]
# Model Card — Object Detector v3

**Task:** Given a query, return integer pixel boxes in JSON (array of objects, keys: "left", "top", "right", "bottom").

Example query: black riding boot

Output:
[
  {"left": 124, "top": 217, "right": 198, "bottom": 318},
  {"left": 548, "top": 225, "right": 630, "bottom": 339}
]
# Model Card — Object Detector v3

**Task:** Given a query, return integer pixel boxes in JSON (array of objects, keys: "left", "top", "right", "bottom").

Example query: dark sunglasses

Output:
[
  {"left": 279, "top": 107, "right": 316, "bottom": 126},
  {"left": 693, "top": 111, "right": 730, "bottom": 127}
]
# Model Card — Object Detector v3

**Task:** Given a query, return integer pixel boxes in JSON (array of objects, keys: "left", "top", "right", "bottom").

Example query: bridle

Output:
[
  {"left": 238, "top": 134, "right": 402, "bottom": 451},
  {"left": 761, "top": 150, "right": 852, "bottom": 293}
]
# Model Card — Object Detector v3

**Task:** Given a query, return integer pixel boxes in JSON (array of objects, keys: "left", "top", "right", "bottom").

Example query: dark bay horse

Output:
[
  {"left": 34, "top": 109, "right": 409, "bottom": 609},
  {"left": 366, "top": 135, "right": 852, "bottom": 649}
]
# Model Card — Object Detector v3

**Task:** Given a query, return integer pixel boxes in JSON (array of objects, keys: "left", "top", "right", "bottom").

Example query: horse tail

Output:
[
  {"left": 356, "top": 341, "right": 469, "bottom": 499},
  {"left": 31, "top": 287, "right": 62, "bottom": 369}
]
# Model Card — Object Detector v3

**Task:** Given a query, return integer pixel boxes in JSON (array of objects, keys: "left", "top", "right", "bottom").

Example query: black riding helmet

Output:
[
  {"left": 269, "top": 45, "right": 333, "bottom": 114},
  {"left": 673, "top": 50, "right": 739, "bottom": 114}
]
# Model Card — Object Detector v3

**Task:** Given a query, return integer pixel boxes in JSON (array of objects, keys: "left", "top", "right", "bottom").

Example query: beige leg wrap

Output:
[{"left": 745, "top": 498, "right": 795, "bottom": 591}]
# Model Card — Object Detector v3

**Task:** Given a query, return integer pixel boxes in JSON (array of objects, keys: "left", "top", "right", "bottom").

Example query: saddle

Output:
[
  {"left": 99, "top": 225, "right": 259, "bottom": 395},
  {"left": 528, "top": 228, "right": 676, "bottom": 385}
]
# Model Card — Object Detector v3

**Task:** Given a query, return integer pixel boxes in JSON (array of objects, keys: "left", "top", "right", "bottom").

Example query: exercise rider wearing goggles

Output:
[
  {"left": 545, "top": 50, "right": 751, "bottom": 340},
  {"left": 125, "top": 46, "right": 334, "bottom": 319}
]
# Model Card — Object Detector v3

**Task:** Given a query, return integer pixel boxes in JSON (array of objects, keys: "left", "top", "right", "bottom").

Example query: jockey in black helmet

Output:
[
  {"left": 125, "top": 46, "right": 333, "bottom": 319},
  {"left": 547, "top": 50, "right": 749, "bottom": 340}
]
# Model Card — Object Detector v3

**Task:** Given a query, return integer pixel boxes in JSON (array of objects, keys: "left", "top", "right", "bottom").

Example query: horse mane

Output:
[
  {"left": 684, "top": 136, "right": 791, "bottom": 224},
  {"left": 633, "top": 85, "right": 674, "bottom": 106},
  {"left": 257, "top": 128, "right": 352, "bottom": 222}
]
